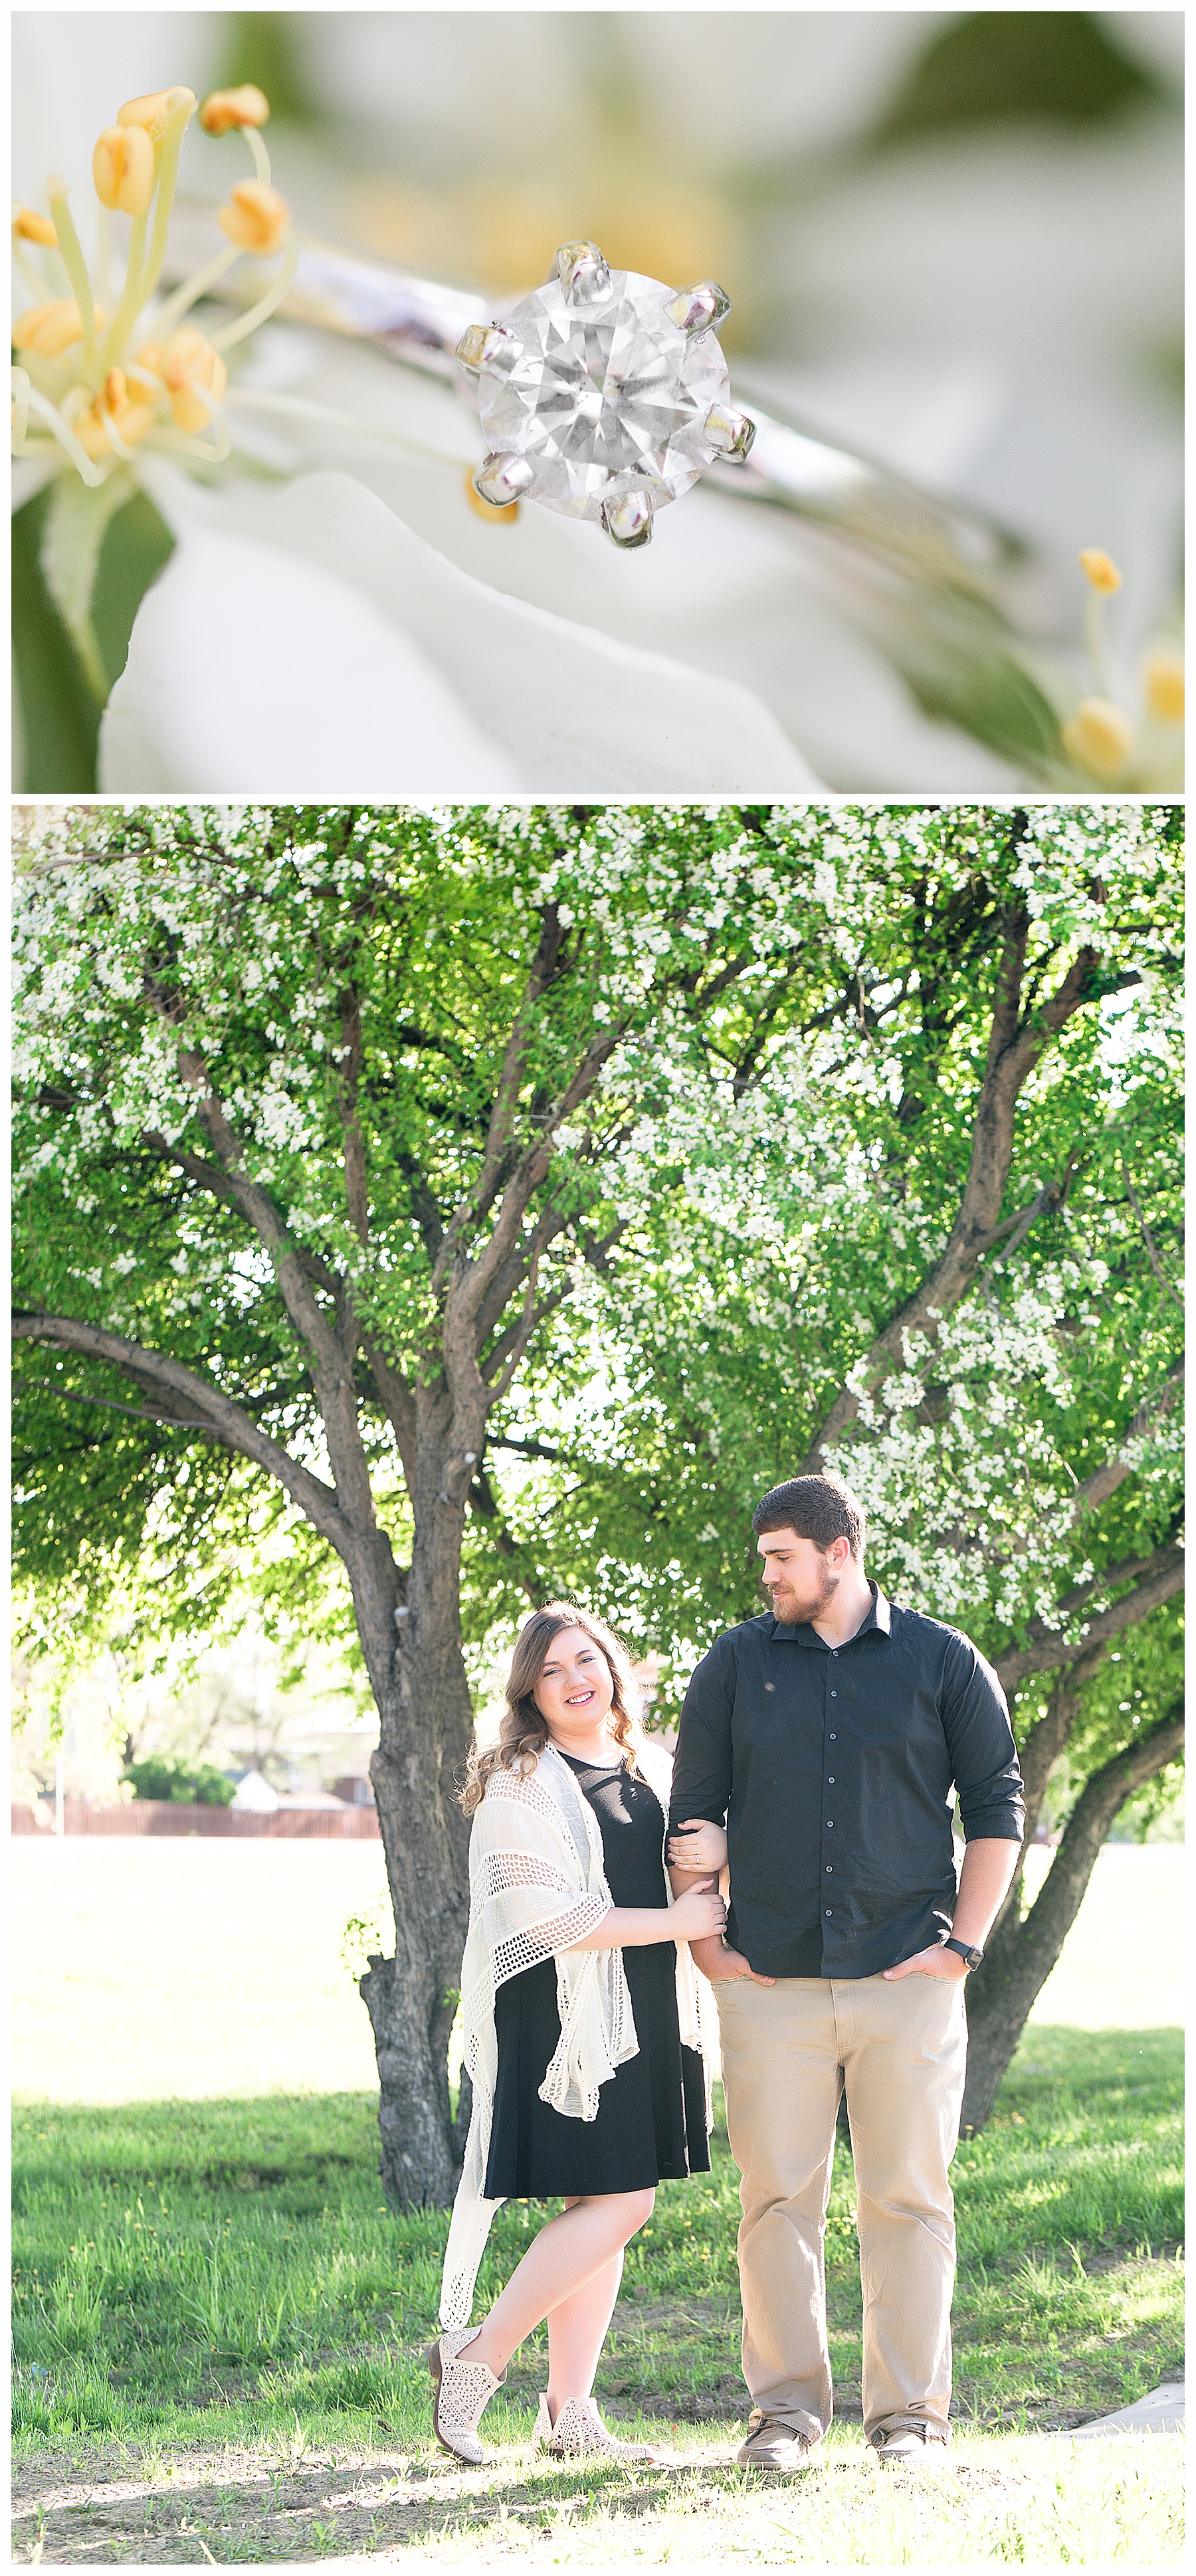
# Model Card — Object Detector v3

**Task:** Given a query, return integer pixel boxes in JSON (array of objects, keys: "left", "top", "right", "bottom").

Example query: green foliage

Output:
[
  {"left": 12, "top": 801, "right": 1183, "bottom": 1820},
  {"left": 122, "top": 1756, "right": 236, "bottom": 1807}
]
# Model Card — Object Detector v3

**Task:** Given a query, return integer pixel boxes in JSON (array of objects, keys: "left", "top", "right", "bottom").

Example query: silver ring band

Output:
[{"left": 164, "top": 207, "right": 1035, "bottom": 604}]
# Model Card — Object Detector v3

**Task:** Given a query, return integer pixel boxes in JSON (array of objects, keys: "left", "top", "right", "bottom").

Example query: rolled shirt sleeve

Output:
[{"left": 940, "top": 1631, "right": 1025, "bottom": 1842}]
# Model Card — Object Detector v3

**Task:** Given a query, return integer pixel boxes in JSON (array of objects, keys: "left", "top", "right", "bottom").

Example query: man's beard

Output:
[{"left": 769, "top": 1561, "right": 840, "bottom": 1624}]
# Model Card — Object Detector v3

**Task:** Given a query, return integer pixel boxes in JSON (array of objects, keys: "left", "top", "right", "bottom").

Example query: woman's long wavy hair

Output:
[{"left": 460, "top": 1602, "right": 643, "bottom": 1815}]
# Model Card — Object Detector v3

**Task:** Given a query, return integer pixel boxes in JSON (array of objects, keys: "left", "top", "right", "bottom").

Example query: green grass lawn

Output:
[{"left": 11, "top": 2025, "right": 1184, "bottom": 2563}]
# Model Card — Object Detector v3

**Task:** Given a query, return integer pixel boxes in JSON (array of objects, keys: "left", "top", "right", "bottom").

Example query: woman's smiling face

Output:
[{"left": 532, "top": 1625, "right": 617, "bottom": 1748}]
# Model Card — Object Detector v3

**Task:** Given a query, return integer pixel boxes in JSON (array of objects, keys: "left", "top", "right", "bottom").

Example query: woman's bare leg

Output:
[
  {"left": 546, "top": 2247, "right": 625, "bottom": 2419},
  {"left": 461, "top": 2190, "right": 653, "bottom": 2383}
]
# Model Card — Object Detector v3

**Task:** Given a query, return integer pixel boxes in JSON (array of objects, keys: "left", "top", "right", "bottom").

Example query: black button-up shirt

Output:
[{"left": 669, "top": 1585, "right": 1024, "bottom": 1979}]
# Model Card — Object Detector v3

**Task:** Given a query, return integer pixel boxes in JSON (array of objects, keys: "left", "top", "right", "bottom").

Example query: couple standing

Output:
[{"left": 429, "top": 1473, "right": 1025, "bottom": 2468}]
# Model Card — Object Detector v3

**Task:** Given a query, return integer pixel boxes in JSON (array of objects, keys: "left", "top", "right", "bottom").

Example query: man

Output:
[{"left": 668, "top": 1472, "right": 1023, "bottom": 2472}]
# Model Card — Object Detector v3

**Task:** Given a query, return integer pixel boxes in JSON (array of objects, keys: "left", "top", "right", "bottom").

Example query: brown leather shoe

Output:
[{"left": 736, "top": 2410, "right": 814, "bottom": 2471}]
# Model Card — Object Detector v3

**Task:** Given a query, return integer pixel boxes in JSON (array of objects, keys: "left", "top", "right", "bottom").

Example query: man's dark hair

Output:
[{"left": 751, "top": 1473, "right": 866, "bottom": 1560}]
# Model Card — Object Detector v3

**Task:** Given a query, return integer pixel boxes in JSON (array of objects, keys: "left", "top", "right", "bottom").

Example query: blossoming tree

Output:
[{"left": 13, "top": 800, "right": 1181, "bottom": 2193}]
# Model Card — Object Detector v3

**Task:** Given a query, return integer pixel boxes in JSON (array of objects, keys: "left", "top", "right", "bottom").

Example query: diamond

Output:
[{"left": 475, "top": 267, "right": 732, "bottom": 526}]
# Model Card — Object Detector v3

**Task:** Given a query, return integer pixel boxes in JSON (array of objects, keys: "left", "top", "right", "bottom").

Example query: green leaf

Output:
[
  {"left": 41, "top": 468, "right": 139, "bottom": 699},
  {"left": 12, "top": 486, "right": 102, "bottom": 791},
  {"left": 12, "top": 479, "right": 175, "bottom": 792}
]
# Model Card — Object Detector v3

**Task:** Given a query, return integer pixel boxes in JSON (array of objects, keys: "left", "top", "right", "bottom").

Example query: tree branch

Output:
[
  {"left": 995, "top": 1546, "right": 1185, "bottom": 1694},
  {"left": 803, "top": 830, "right": 1122, "bottom": 1466},
  {"left": 12, "top": 1312, "right": 348, "bottom": 1551},
  {"left": 431, "top": 903, "right": 569, "bottom": 1292},
  {"left": 138, "top": 1020, "right": 377, "bottom": 1533},
  {"left": 1120, "top": 1162, "right": 1182, "bottom": 1312},
  {"left": 1067, "top": 1366, "right": 1185, "bottom": 1521}
]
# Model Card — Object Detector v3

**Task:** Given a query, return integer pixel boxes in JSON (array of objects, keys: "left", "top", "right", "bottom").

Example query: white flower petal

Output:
[
  {"left": 102, "top": 466, "right": 820, "bottom": 792},
  {"left": 98, "top": 515, "right": 521, "bottom": 795}
]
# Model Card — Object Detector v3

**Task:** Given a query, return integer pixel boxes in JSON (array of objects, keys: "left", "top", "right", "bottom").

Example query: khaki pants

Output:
[{"left": 716, "top": 1972, "right": 968, "bottom": 2444}]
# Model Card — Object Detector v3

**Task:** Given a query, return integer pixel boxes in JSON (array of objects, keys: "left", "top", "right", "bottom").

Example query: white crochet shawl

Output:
[{"left": 439, "top": 1737, "right": 710, "bottom": 2328}]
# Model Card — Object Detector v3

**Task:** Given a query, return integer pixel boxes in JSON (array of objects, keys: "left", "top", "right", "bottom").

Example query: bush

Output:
[{"left": 122, "top": 1758, "right": 236, "bottom": 1807}]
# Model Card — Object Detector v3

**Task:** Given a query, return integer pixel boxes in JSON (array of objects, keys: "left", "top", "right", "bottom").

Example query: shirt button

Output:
[
  {"left": 830, "top": 1691, "right": 837, "bottom": 1698},
  {"left": 827, "top": 1821, "right": 833, "bottom": 1827},
  {"left": 829, "top": 1734, "right": 837, "bottom": 1742},
  {"left": 827, "top": 1777, "right": 835, "bottom": 1784},
  {"left": 825, "top": 1908, "right": 832, "bottom": 1917},
  {"left": 825, "top": 1864, "right": 833, "bottom": 1873}
]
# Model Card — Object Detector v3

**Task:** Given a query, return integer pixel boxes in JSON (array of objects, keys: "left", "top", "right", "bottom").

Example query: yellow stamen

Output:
[
  {"left": 464, "top": 464, "right": 518, "bottom": 524},
  {"left": 12, "top": 298, "right": 106, "bottom": 359},
  {"left": 160, "top": 325, "right": 228, "bottom": 433},
  {"left": 200, "top": 85, "right": 270, "bottom": 134},
  {"left": 74, "top": 365, "right": 157, "bottom": 458},
  {"left": 116, "top": 86, "right": 197, "bottom": 145},
  {"left": 136, "top": 90, "right": 199, "bottom": 309},
  {"left": 14, "top": 378, "right": 107, "bottom": 486},
  {"left": 1144, "top": 651, "right": 1184, "bottom": 725},
  {"left": 1078, "top": 547, "right": 1122, "bottom": 595},
  {"left": 14, "top": 206, "right": 58, "bottom": 246},
  {"left": 217, "top": 180, "right": 290, "bottom": 256},
  {"left": 93, "top": 124, "right": 155, "bottom": 219},
  {"left": 1060, "top": 697, "right": 1134, "bottom": 781}
]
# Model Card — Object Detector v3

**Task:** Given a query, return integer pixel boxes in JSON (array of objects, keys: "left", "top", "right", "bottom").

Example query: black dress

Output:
[{"left": 484, "top": 1752, "right": 711, "bottom": 2197}]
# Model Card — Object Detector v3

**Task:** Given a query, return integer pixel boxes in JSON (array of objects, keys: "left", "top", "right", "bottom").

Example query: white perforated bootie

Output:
[
  {"left": 429, "top": 2328, "right": 505, "bottom": 2464},
  {"left": 534, "top": 2391, "right": 672, "bottom": 2465}
]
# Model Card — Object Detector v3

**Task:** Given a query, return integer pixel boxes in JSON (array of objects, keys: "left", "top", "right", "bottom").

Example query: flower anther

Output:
[
  {"left": 14, "top": 206, "right": 58, "bottom": 246},
  {"left": 12, "top": 299, "right": 97, "bottom": 358},
  {"left": 1078, "top": 547, "right": 1122, "bottom": 595},
  {"left": 201, "top": 86, "right": 270, "bottom": 134},
  {"left": 159, "top": 326, "right": 228, "bottom": 432},
  {"left": 117, "top": 87, "right": 197, "bottom": 144},
  {"left": 74, "top": 367, "right": 156, "bottom": 459},
  {"left": 1144, "top": 651, "right": 1183, "bottom": 725},
  {"left": 93, "top": 124, "right": 155, "bottom": 217},
  {"left": 217, "top": 180, "right": 291, "bottom": 256},
  {"left": 1060, "top": 697, "right": 1134, "bottom": 780}
]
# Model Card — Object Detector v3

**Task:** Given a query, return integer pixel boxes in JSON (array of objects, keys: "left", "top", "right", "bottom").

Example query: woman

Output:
[{"left": 429, "top": 1604, "right": 727, "bottom": 2466}]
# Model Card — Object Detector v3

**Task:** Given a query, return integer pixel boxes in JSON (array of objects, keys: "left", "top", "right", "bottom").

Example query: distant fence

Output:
[{"left": 12, "top": 1799, "right": 381, "bottom": 1839}]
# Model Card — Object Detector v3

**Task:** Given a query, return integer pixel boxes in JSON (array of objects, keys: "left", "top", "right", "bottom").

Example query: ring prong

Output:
[
  {"left": 667, "top": 280, "right": 732, "bottom": 337},
  {"left": 555, "top": 240, "right": 611, "bottom": 305},
  {"left": 455, "top": 322, "right": 516, "bottom": 375},
  {"left": 472, "top": 452, "right": 536, "bottom": 510},
  {"left": 704, "top": 402, "right": 756, "bottom": 461},
  {"left": 601, "top": 489, "right": 654, "bottom": 550}
]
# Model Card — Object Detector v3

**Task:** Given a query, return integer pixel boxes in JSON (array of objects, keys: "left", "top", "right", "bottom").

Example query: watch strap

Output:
[{"left": 945, "top": 1936, "right": 983, "bottom": 1967}]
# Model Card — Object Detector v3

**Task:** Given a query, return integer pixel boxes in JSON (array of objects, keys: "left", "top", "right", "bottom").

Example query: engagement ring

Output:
[{"left": 161, "top": 208, "right": 1035, "bottom": 600}]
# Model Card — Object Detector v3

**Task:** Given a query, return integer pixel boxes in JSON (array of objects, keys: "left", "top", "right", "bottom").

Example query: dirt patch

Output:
[{"left": 11, "top": 2438, "right": 753, "bottom": 2565}]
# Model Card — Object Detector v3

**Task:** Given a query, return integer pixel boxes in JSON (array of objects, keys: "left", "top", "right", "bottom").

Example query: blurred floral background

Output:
[{"left": 12, "top": 9, "right": 1184, "bottom": 792}]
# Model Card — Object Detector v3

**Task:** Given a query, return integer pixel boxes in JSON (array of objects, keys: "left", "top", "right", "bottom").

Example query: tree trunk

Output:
[
  {"left": 959, "top": 1714, "right": 1183, "bottom": 2134},
  {"left": 988, "top": 1647, "right": 1108, "bottom": 1943},
  {"left": 357, "top": 1399, "right": 480, "bottom": 2207}
]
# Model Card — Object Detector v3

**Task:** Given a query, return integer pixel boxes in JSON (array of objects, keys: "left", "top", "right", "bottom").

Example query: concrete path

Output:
[{"left": 1054, "top": 2383, "right": 1185, "bottom": 2439}]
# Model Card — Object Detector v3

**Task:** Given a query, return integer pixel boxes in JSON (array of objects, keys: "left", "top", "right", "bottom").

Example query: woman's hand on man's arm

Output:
[
  {"left": 567, "top": 1887, "right": 728, "bottom": 1952},
  {"left": 667, "top": 1817, "right": 728, "bottom": 1875}
]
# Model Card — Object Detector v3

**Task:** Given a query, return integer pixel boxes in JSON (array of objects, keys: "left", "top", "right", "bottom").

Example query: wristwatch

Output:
[{"left": 945, "top": 1938, "right": 984, "bottom": 1970}]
